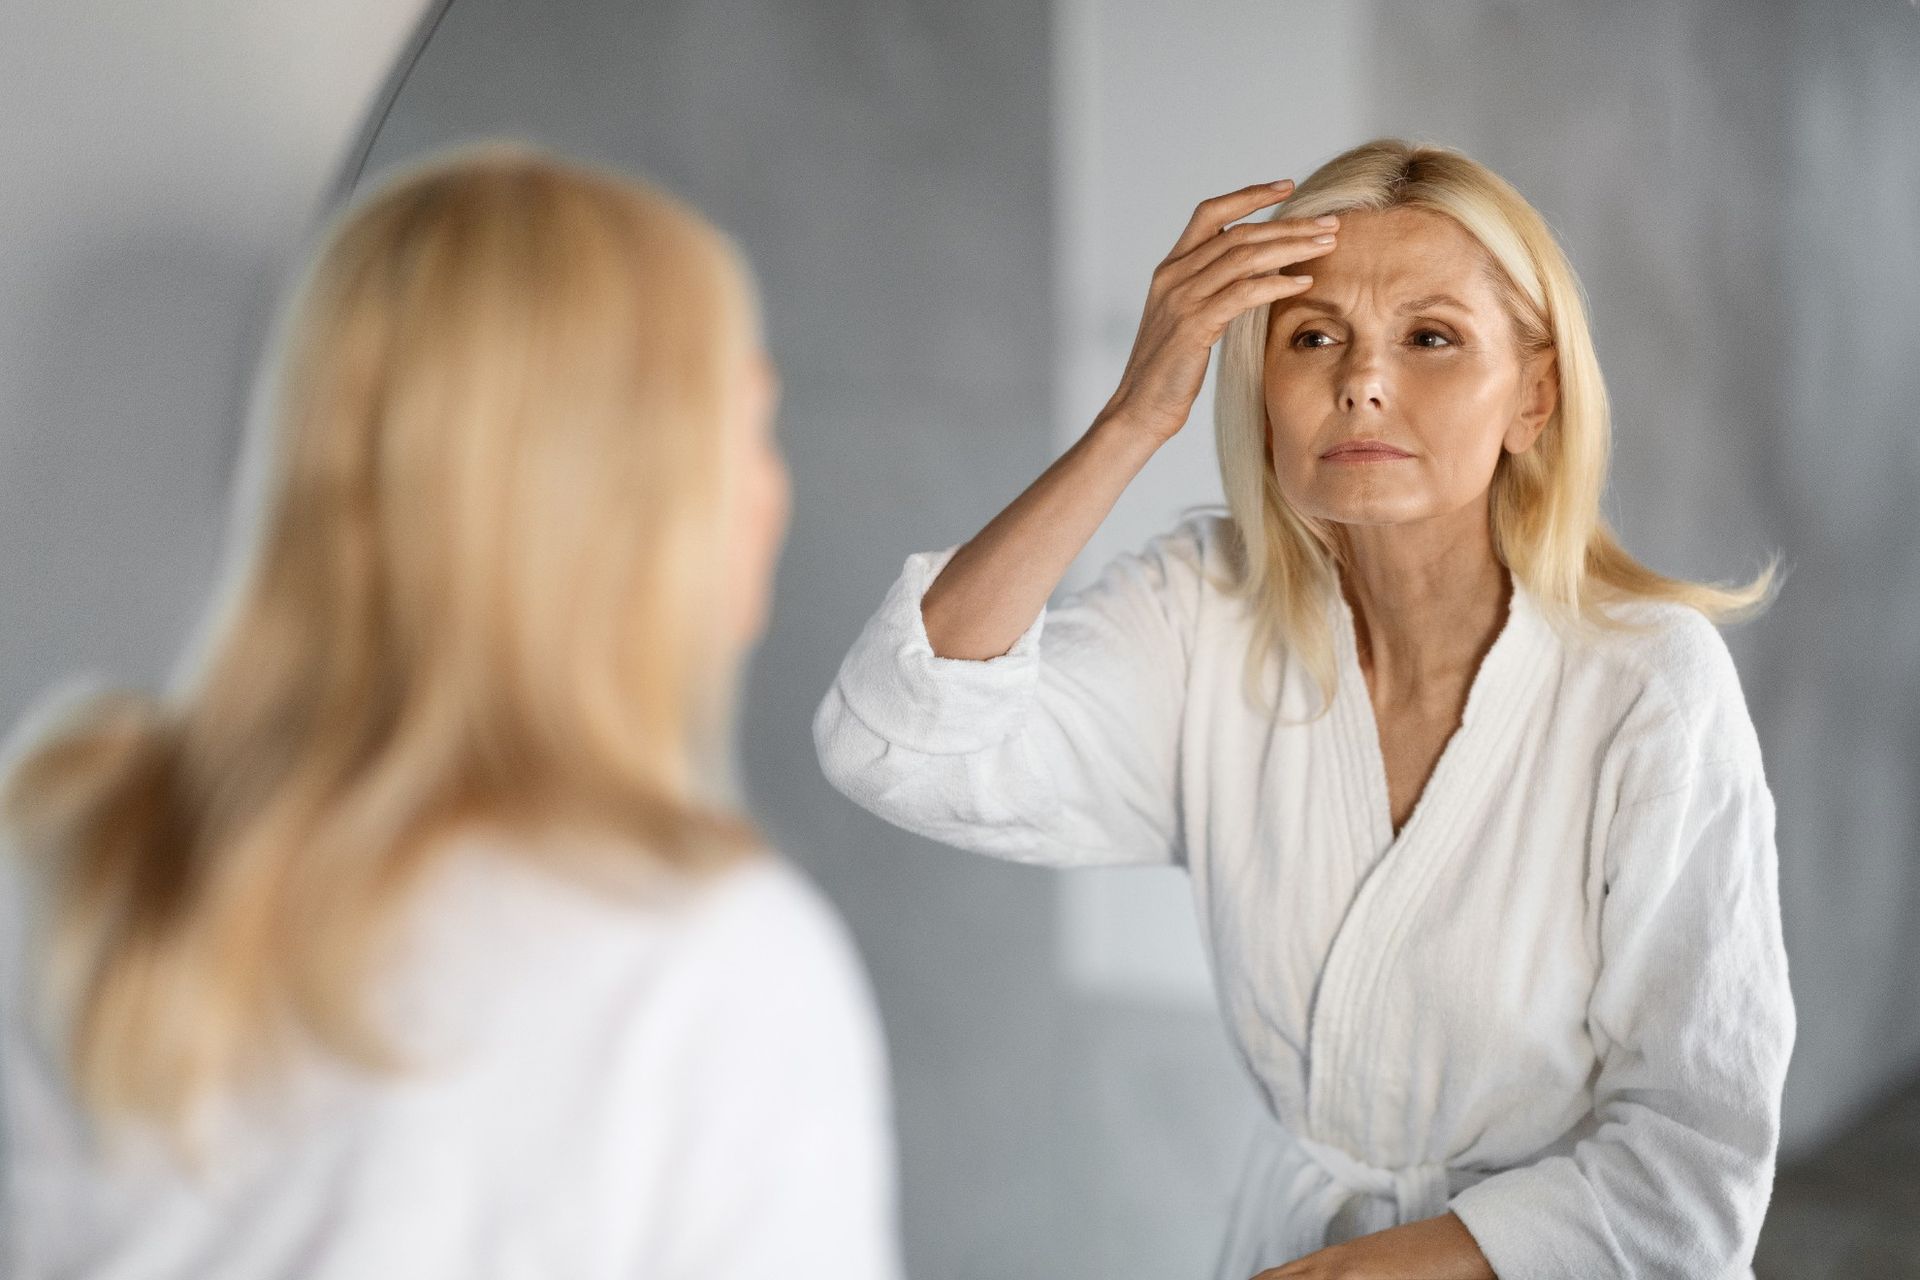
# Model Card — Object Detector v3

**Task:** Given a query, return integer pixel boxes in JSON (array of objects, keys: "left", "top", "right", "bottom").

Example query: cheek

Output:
[
  {"left": 1261, "top": 373, "right": 1315, "bottom": 441},
  {"left": 1411, "top": 356, "right": 1507, "bottom": 398},
  {"left": 1405, "top": 363, "right": 1518, "bottom": 449},
  {"left": 1261, "top": 381, "right": 1327, "bottom": 486},
  {"left": 723, "top": 448, "right": 786, "bottom": 639},
  {"left": 751, "top": 443, "right": 790, "bottom": 556}
]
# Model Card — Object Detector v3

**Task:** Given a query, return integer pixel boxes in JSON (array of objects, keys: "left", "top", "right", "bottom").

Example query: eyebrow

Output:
[{"left": 1277, "top": 292, "right": 1475, "bottom": 317}]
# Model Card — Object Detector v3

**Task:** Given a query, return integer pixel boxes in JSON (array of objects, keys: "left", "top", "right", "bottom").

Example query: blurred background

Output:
[{"left": 2, "top": 1, "right": 1914, "bottom": 1276}]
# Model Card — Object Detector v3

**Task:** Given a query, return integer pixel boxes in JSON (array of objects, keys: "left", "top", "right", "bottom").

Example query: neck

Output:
[{"left": 1335, "top": 506, "right": 1511, "bottom": 698}]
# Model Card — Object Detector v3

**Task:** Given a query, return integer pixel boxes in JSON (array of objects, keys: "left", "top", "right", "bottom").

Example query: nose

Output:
[{"left": 1337, "top": 339, "right": 1389, "bottom": 414}]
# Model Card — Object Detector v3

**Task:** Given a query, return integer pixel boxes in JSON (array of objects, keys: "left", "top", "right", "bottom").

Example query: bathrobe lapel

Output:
[{"left": 1303, "top": 568, "right": 1558, "bottom": 1186}]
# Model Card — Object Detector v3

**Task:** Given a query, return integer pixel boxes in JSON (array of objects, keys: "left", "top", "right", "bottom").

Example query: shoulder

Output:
[
  {"left": 1143, "top": 508, "right": 1240, "bottom": 579},
  {"left": 1076, "top": 508, "right": 1241, "bottom": 622},
  {"left": 597, "top": 854, "right": 893, "bottom": 1157},
  {"left": 1039, "top": 510, "right": 1246, "bottom": 676},
  {"left": 393, "top": 841, "right": 883, "bottom": 1070},
  {"left": 1573, "top": 597, "right": 1766, "bottom": 805},
  {"left": 399, "top": 847, "right": 897, "bottom": 1274},
  {"left": 604, "top": 858, "right": 900, "bottom": 1278},
  {"left": 668, "top": 854, "right": 880, "bottom": 1030}
]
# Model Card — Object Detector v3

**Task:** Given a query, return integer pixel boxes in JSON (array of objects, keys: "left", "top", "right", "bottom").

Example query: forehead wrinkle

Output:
[
  {"left": 1272, "top": 291, "right": 1479, "bottom": 320},
  {"left": 1275, "top": 208, "right": 1496, "bottom": 320}
]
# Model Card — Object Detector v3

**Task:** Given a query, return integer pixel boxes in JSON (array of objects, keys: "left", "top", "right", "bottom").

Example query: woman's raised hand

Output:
[
  {"left": 1100, "top": 179, "right": 1339, "bottom": 444},
  {"left": 918, "top": 181, "right": 1338, "bottom": 663}
]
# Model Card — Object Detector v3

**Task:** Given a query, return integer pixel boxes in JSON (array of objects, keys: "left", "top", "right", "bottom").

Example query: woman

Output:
[
  {"left": 814, "top": 138, "right": 1795, "bottom": 1279},
  {"left": 0, "top": 141, "right": 901, "bottom": 1280}
]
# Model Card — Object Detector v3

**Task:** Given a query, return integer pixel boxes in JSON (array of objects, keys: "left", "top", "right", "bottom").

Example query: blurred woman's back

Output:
[{"left": 0, "top": 141, "right": 900, "bottom": 1280}]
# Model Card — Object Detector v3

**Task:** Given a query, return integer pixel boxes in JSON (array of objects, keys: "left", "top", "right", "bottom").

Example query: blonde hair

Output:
[
  {"left": 0, "top": 140, "right": 769, "bottom": 1140},
  {"left": 1208, "top": 137, "right": 1785, "bottom": 716}
]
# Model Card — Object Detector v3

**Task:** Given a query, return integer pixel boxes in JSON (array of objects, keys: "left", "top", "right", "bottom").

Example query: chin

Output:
[
  {"left": 1284, "top": 481, "right": 1422, "bottom": 526},
  {"left": 1321, "top": 499, "right": 1438, "bottom": 530}
]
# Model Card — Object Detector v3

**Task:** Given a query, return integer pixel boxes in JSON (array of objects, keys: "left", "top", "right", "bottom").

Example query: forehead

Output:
[{"left": 1282, "top": 205, "right": 1499, "bottom": 309}]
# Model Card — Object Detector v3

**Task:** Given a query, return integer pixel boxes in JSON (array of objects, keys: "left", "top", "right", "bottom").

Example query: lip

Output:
[{"left": 1321, "top": 442, "right": 1414, "bottom": 461}]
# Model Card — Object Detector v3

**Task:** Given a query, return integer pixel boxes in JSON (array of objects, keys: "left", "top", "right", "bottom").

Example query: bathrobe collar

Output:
[{"left": 1302, "top": 562, "right": 1563, "bottom": 1204}]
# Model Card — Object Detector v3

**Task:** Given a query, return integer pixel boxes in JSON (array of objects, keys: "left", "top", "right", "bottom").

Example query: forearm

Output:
[
  {"left": 1359, "top": 1212, "right": 1497, "bottom": 1280},
  {"left": 1255, "top": 1211, "right": 1495, "bottom": 1280},
  {"left": 920, "top": 408, "right": 1161, "bottom": 660},
  {"left": 924, "top": 177, "right": 1330, "bottom": 661}
]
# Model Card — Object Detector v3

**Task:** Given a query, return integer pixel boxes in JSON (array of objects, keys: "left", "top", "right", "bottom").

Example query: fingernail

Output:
[
  {"left": 1316, "top": 215, "right": 1340, "bottom": 226},
  {"left": 1271, "top": 179, "right": 1295, "bottom": 190}
]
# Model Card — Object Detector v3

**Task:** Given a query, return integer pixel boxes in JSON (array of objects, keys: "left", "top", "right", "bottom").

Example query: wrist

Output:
[{"left": 1087, "top": 402, "right": 1174, "bottom": 456}]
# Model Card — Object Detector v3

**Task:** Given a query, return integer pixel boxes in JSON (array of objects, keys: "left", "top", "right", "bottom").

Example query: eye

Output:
[{"left": 1289, "top": 327, "right": 1457, "bottom": 350}]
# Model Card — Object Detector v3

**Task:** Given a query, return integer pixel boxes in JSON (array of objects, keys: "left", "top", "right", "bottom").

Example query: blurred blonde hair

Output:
[
  {"left": 1207, "top": 137, "right": 1784, "bottom": 716},
  {"left": 0, "top": 140, "right": 768, "bottom": 1141}
]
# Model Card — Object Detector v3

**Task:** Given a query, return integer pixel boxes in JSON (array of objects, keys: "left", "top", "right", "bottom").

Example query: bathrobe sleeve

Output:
[
  {"left": 1445, "top": 752, "right": 1796, "bottom": 1279},
  {"left": 811, "top": 518, "right": 1205, "bottom": 868}
]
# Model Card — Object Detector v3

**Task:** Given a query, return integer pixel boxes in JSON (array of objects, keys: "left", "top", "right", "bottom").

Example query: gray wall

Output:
[{"left": 0, "top": 1, "right": 433, "bottom": 724}]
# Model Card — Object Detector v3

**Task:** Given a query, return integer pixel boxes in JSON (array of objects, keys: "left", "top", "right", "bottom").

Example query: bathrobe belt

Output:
[{"left": 1290, "top": 1130, "right": 1466, "bottom": 1226}]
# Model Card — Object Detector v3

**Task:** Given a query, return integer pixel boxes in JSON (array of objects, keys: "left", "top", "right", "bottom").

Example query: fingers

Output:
[
  {"left": 1172, "top": 227, "right": 1336, "bottom": 317},
  {"left": 1166, "top": 179, "right": 1297, "bottom": 260},
  {"left": 1205, "top": 229, "right": 1335, "bottom": 286},
  {"left": 1198, "top": 271, "right": 1318, "bottom": 330},
  {"left": 1172, "top": 215, "right": 1340, "bottom": 283},
  {"left": 1112, "top": 181, "right": 1333, "bottom": 426}
]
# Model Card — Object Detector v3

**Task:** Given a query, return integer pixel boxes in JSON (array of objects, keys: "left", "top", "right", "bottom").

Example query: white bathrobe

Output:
[
  {"left": 0, "top": 838, "right": 902, "bottom": 1280},
  {"left": 812, "top": 510, "right": 1795, "bottom": 1280}
]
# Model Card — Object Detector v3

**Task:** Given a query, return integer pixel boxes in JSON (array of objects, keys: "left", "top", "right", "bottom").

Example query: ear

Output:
[{"left": 1505, "top": 349, "right": 1559, "bottom": 455}]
